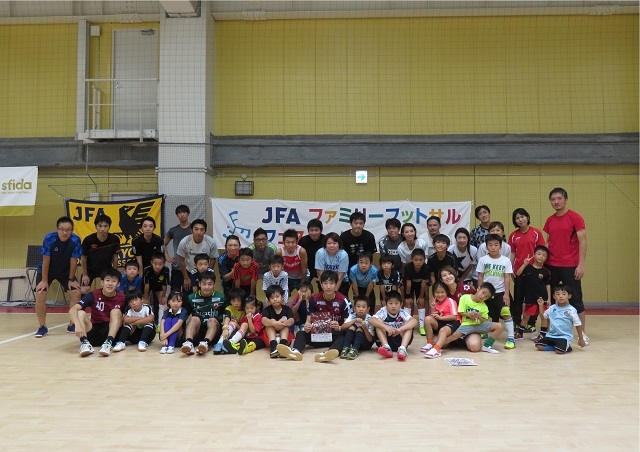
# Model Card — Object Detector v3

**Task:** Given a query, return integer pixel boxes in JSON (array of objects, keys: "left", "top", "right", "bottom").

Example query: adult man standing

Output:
[
  {"left": 80, "top": 214, "right": 120, "bottom": 294},
  {"left": 177, "top": 219, "right": 219, "bottom": 292},
  {"left": 543, "top": 187, "right": 588, "bottom": 345},
  {"left": 34, "top": 216, "right": 82, "bottom": 336},
  {"left": 164, "top": 205, "right": 192, "bottom": 292}
]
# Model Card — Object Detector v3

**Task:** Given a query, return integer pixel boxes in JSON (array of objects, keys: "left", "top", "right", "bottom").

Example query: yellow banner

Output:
[{"left": 66, "top": 195, "right": 165, "bottom": 267}]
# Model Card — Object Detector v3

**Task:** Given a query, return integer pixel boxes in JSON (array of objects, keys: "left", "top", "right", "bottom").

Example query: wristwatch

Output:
[{"left": 69, "top": 276, "right": 77, "bottom": 282}]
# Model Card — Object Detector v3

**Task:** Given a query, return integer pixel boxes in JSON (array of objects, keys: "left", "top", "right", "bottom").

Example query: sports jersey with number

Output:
[
  {"left": 78, "top": 289, "right": 126, "bottom": 325},
  {"left": 373, "top": 307, "right": 412, "bottom": 330}
]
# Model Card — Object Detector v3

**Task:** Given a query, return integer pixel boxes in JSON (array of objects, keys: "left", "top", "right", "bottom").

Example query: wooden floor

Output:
[{"left": 0, "top": 314, "right": 637, "bottom": 451}]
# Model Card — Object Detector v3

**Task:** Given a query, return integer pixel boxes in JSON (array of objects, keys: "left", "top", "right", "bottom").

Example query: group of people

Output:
[{"left": 33, "top": 187, "right": 588, "bottom": 361}]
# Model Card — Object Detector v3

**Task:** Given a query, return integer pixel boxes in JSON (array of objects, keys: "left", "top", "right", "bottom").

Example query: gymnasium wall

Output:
[
  {"left": 214, "top": 15, "right": 639, "bottom": 136},
  {"left": 0, "top": 24, "right": 77, "bottom": 138}
]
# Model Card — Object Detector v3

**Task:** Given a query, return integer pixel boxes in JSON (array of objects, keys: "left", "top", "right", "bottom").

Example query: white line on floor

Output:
[{"left": 0, "top": 323, "right": 67, "bottom": 345}]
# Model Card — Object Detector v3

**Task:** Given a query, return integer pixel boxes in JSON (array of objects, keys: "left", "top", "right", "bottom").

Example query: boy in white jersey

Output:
[
  {"left": 535, "top": 284, "right": 585, "bottom": 353},
  {"left": 476, "top": 234, "right": 516, "bottom": 350},
  {"left": 369, "top": 290, "right": 417, "bottom": 361},
  {"left": 113, "top": 291, "right": 155, "bottom": 352}
]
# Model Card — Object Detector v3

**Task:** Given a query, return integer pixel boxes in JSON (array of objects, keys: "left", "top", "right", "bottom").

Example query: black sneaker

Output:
[
  {"left": 270, "top": 348, "right": 280, "bottom": 359},
  {"left": 524, "top": 325, "right": 537, "bottom": 334}
]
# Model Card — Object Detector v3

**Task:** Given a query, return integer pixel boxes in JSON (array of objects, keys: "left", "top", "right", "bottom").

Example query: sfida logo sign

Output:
[{"left": 1, "top": 178, "right": 34, "bottom": 193}]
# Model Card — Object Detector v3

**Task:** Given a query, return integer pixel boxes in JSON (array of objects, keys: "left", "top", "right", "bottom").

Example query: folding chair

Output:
[{"left": 24, "top": 245, "right": 41, "bottom": 306}]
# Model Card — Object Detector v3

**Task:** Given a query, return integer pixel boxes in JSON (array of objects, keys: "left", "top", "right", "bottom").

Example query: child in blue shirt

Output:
[
  {"left": 118, "top": 260, "right": 143, "bottom": 294},
  {"left": 535, "top": 284, "right": 585, "bottom": 354},
  {"left": 349, "top": 251, "right": 378, "bottom": 315}
]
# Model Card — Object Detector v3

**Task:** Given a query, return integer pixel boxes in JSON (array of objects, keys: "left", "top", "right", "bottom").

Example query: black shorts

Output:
[
  {"left": 36, "top": 272, "right": 72, "bottom": 292},
  {"left": 485, "top": 292, "right": 512, "bottom": 322},
  {"left": 87, "top": 323, "right": 109, "bottom": 346},
  {"left": 436, "top": 319, "right": 460, "bottom": 334},
  {"left": 193, "top": 318, "right": 221, "bottom": 343},
  {"left": 546, "top": 265, "right": 584, "bottom": 313},
  {"left": 387, "top": 332, "right": 413, "bottom": 351},
  {"left": 537, "top": 336, "right": 572, "bottom": 353}
]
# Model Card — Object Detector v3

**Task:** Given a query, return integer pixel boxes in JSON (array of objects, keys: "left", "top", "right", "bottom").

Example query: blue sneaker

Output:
[
  {"left": 213, "top": 342, "right": 223, "bottom": 355},
  {"left": 35, "top": 326, "right": 48, "bottom": 338},
  {"left": 66, "top": 323, "right": 75, "bottom": 334}
]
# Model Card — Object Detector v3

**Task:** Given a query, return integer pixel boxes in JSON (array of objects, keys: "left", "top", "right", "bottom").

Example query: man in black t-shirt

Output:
[
  {"left": 298, "top": 219, "right": 325, "bottom": 288},
  {"left": 132, "top": 216, "right": 164, "bottom": 275},
  {"left": 81, "top": 214, "right": 120, "bottom": 294}
]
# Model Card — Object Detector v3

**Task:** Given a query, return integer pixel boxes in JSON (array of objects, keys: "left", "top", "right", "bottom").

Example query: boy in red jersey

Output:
[{"left": 69, "top": 268, "right": 125, "bottom": 358}]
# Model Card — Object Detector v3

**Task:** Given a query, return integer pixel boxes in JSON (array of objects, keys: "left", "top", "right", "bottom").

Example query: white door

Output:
[{"left": 112, "top": 29, "right": 158, "bottom": 131}]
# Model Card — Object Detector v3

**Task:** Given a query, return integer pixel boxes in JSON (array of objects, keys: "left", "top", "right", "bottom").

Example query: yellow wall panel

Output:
[
  {"left": 377, "top": 19, "right": 411, "bottom": 134},
  {"left": 347, "top": 20, "right": 379, "bottom": 134},
  {"left": 215, "top": 15, "right": 638, "bottom": 135},
  {"left": 1, "top": 24, "right": 76, "bottom": 137},
  {"left": 315, "top": 21, "right": 349, "bottom": 134},
  {"left": 283, "top": 20, "right": 316, "bottom": 134}
]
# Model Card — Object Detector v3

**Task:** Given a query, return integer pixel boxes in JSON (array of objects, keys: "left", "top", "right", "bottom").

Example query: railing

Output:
[{"left": 84, "top": 77, "right": 158, "bottom": 140}]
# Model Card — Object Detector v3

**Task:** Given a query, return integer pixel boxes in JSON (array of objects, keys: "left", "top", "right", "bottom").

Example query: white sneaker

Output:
[
  {"left": 112, "top": 342, "right": 126, "bottom": 352},
  {"left": 397, "top": 346, "right": 408, "bottom": 361},
  {"left": 420, "top": 343, "right": 433, "bottom": 353},
  {"left": 276, "top": 344, "right": 303, "bottom": 361},
  {"left": 181, "top": 341, "right": 195, "bottom": 355},
  {"left": 99, "top": 341, "right": 112, "bottom": 357},
  {"left": 582, "top": 332, "right": 590, "bottom": 346},
  {"left": 314, "top": 349, "right": 339, "bottom": 362},
  {"left": 481, "top": 345, "right": 500, "bottom": 354},
  {"left": 138, "top": 341, "right": 148, "bottom": 352},
  {"left": 79, "top": 342, "right": 94, "bottom": 357},
  {"left": 159, "top": 346, "right": 168, "bottom": 354},
  {"left": 425, "top": 348, "right": 441, "bottom": 359},
  {"left": 196, "top": 341, "right": 209, "bottom": 355},
  {"left": 166, "top": 346, "right": 175, "bottom": 354}
]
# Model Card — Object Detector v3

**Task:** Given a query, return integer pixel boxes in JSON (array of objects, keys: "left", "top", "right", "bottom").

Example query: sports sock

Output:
[
  {"left": 230, "top": 330, "right": 244, "bottom": 343},
  {"left": 418, "top": 308, "right": 426, "bottom": 326},
  {"left": 484, "top": 337, "right": 496, "bottom": 348},
  {"left": 504, "top": 318, "right": 515, "bottom": 340},
  {"left": 541, "top": 327, "right": 548, "bottom": 333},
  {"left": 403, "top": 307, "right": 411, "bottom": 316},
  {"left": 433, "top": 344, "right": 442, "bottom": 352},
  {"left": 186, "top": 337, "right": 193, "bottom": 343},
  {"left": 516, "top": 324, "right": 525, "bottom": 333},
  {"left": 106, "top": 336, "right": 114, "bottom": 344},
  {"left": 201, "top": 338, "right": 210, "bottom": 346},
  {"left": 269, "top": 340, "right": 277, "bottom": 352},
  {"left": 428, "top": 339, "right": 434, "bottom": 345},
  {"left": 279, "top": 338, "right": 288, "bottom": 345},
  {"left": 80, "top": 336, "right": 88, "bottom": 343}
]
